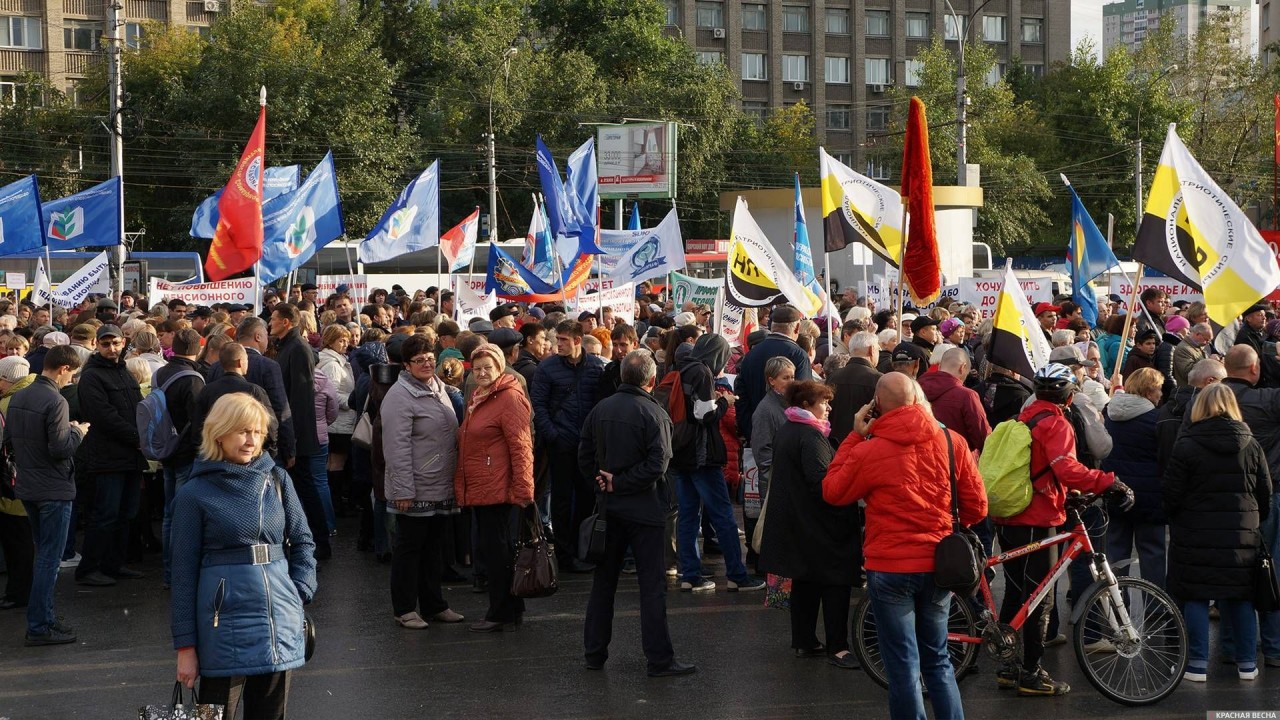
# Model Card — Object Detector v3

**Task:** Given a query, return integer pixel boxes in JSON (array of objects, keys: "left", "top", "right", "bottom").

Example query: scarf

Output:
[{"left": 785, "top": 406, "right": 831, "bottom": 438}]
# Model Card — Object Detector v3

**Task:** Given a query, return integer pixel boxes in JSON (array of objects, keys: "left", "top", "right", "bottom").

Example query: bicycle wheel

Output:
[
  {"left": 1072, "top": 576, "right": 1187, "bottom": 706},
  {"left": 851, "top": 592, "right": 980, "bottom": 690}
]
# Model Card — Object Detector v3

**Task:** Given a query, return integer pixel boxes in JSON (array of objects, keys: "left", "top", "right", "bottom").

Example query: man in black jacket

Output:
[
  {"left": 512, "top": 324, "right": 546, "bottom": 386},
  {"left": 1235, "top": 303, "right": 1280, "bottom": 388},
  {"left": 578, "top": 350, "right": 694, "bottom": 677},
  {"left": 597, "top": 324, "right": 642, "bottom": 401},
  {"left": 209, "top": 317, "right": 295, "bottom": 461},
  {"left": 269, "top": 303, "right": 330, "bottom": 559},
  {"left": 7, "top": 345, "right": 86, "bottom": 644},
  {"left": 734, "top": 305, "right": 812, "bottom": 441},
  {"left": 828, "top": 331, "right": 881, "bottom": 445},
  {"left": 894, "top": 315, "right": 939, "bottom": 378},
  {"left": 192, "top": 343, "right": 277, "bottom": 457},
  {"left": 75, "top": 325, "right": 146, "bottom": 586},
  {"left": 154, "top": 328, "right": 206, "bottom": 588}
]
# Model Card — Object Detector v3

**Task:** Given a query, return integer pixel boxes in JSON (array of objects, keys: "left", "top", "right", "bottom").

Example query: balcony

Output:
[
  {"left": 64, "top": 50, "right": 100, "bottom": 75},
  {"left": 0, "top": 0, "right": 42, "bottom": 14},
  {"left": 0, "top": 49, "right": 44, "bottom": 74},
  {"left": 63, "top": 0, "right": 105, "bottom": 18},
  {"left": 186, "top": 0, "right": 216, "bottom": 23},
  {"left": 126, "top": 0, "right": 168, "bottom": 21}
]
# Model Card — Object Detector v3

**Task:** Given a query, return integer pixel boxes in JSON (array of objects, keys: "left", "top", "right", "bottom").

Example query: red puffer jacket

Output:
[
  {"left": 454, "top": 374, "right": 534, "bottom": 508},
  {"left": 995, "top": 399, "right": 1116, "bottom": 528},
  {"left": 823, "top": 403, "right": 987, "bottom": 573},
  {"left": 721, "top": 404, "right": 741, "bottom": 490}
]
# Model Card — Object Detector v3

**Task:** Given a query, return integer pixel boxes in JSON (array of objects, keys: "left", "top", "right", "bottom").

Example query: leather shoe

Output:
[
  {"left": 794, "top": 644, "right": 827, "bottom": 658},
  {"left": 431, "top": 609, "right": 465, "bottom": 623},
  {"left": 583, "top": 658, "right": 605, "bottom": 670},
  {"left": 76, "top": 572, "right": 116, "bottom": 587},
  {"left": 567, "top": 559, "right": 596, "bottom": 574},
  {"left": 827, "top": 651, "right": 860, "bottom": 670},
  {"left": 647, "top": 660, "right": 697, "bottom": 677},
  {"left": 469, "top": 620, "right": 512, "bottom": 633},
  {"left": 115, "top": 567, "right": 145, "bottom": 580},
  {"left": 0, "top": 598, "right": 21, "bottom": 610}
]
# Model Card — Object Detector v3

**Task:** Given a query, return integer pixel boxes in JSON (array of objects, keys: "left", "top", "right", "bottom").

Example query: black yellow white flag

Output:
[
  {"left": 1134, "top": 124, "right": 1280, "bottom": 323},
  {"left": 987, "top": 260, "right": 1051, "bottom": 378},
  {"left": 726, "top": 197, "right": 824, "bottom": 316},
  {"left": 819, "top": 147, "right": 905, "bottom": 263}
]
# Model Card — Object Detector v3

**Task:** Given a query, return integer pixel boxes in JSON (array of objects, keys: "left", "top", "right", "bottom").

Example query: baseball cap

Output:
[
  {"left": 489, "top": 327, "right": 522, "bottom": 350},
  {"left": 648, "top": 303, "right": 662, "bottom": 313},
  {"left": 1048, "top": 345, "right": 1096, "bottom": 368},
  {"left": 96, "top": 324, "right": 123, "bottom": 340},
  {"left": 577, "top": 311, "right": 597, "bottom": 322},
  {"left": 891, "top": 348, "right": 916, "bottom": 364},
  {"left": 336, "top": 283, "right": 350, "bottom": 295},
  {"left": 301, "top": 283, "right": 318, "bottom": 292},
  {"left": 770, "top": 305, "right": 802, "bottom": 324},
  {"left": 911, "top": 315, "right": 939, "bottom": 334},
  {"left": 0, "top": 356, "right": 29, "bottom": 383},
  {"left": 527, "top": 307, "right": 546, "bottom": 320},
  {"left": 900, "top": 313, "right": 917, "bottom": 325},
  {"left": 1033, "top": 302, "right": 1061, "bottom": 317}
]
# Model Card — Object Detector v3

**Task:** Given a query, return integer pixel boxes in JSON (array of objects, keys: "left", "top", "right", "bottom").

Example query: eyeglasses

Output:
[{"left": 407, "top": 356, "right": 436, "bottom": 367}]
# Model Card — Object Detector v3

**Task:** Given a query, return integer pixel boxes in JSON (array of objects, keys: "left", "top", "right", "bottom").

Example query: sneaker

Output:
[
  {"left": 114, "top": 567, "right": 145, "bottom": 580},
  {"left": 727, "top": 575, "right": 766, "bottom": 592},
  {"left": 1083, "top": 639, "right": 1117, "bottom": 654},
  {"left": 680, "top": 578, "right": 716, "bottom": 593},
  {"left": 59, "top": 553, "right": 81, "bottom": 569},
  {"left": 395, "top": 612, "right": 428, "bottom": 629},
  {"left": 25, "top": 628, "right": 76, "bottom": 646},
  {"left": 1017, "top": 667, "right": 1070, "bottom": 696},
  {"left": 666, "top": 566, "right": 678, "bottom": 577},
  {"left": 621, "top": 559, "right": 637, "bottom": 575},
  {"left": 1184, "top": 668, "right": 1207, "bottom": 683},
  {"left": 1239, "top": 666, "right": 1259, "bottom": 681},
  {"left": 1044, "top": 633, "right": 1067, "bottom": 647},
  {"left": 996, "top": 665, "right": 1019, "bottom": 689}
]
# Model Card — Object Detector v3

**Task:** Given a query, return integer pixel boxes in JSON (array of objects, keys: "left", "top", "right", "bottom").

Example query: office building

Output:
[{"left": 1103, "top": 0, "right": 1252, "bottom": 55}]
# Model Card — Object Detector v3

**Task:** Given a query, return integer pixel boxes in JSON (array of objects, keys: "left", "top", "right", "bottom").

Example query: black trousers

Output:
[
  {"left": 789, "top": 580, "right": 852, "bottom": 653},
  {"left": 997, "top": 524, "right": 1057, "bottom": 672},
  {"left": 286, "top": 458, "right": 330, "bottom": 558},
  {"left": 200, "top": 671, "right": 290, "bottom": 720},
  {"left": 390, "top": 514, "right": 450, "bottom": 617},
  {"left": 473, "top": 504, "right": 525, "bottom": 623},
  {"left": 584, "top": 516, "right": 675, "bottom": 671},
  {"left": 0, "top": 512, "right": 32, "bottom": 603},
  {"left": 549, "top": 448, "right": 592, "bottom": 562}
]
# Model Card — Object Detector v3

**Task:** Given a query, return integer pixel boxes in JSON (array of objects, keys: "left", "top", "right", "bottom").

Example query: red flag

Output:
[
  {"left": 205, "top": 99, "right": 266, "bottom": 281},
  {"left": 900, "top": 96, "right": 941, "bottom": 306},
  {"left": 1273, "top": 94, "right": 1279, "bottom": 165}
]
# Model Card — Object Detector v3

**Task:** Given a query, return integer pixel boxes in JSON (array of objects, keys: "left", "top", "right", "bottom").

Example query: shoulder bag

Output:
[
  {"left": 512, "top": 506, "right": 559, "bottom": 598},
  {"left": 578, "top": 493, "right": 608, "bottom": 564},
  {"left": 933, "top": 425, "right": 986, "bottom": 595},
  {"left": 350, "top": 411, "right": 374, "bottom": 450}
]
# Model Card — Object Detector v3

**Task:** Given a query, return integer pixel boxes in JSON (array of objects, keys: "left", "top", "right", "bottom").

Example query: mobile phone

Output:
[{"left": 867, "top": 397, "right": 880, "bottom": 419}]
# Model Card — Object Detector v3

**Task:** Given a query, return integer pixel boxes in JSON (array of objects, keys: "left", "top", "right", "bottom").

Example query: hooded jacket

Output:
[
  {"left": 918, "top": 370, "right": 991, "bottom": 453},
  {"left": 169, "top": 452, "right": 317, "bottom": 677},
  {"left": 454, "top": 373, "right": 533, "bottom": 508},
  {"left": 823, "top": 403, "right": 987, "bottom": 573},
  {"left": 380, "top": 371, "right": 458, "bottom": 516},
  {"left": 672, "top": 333, "right": 730, "bottom": 471},
  {"left": 1102, "top": 392, "right": 1164, "bottom": 524},
  {"left": 1156, "top": 384, "right": 1196, "bottom": 473},
  {"left": 1164, "top": 416, "right": 1271, "bottom": 602},
  {"left": 78, "top": 351, "right": 146, "bottom": 473},
  {"left": 1154, "top": 333, "right": 1181, "bottom": 400}
]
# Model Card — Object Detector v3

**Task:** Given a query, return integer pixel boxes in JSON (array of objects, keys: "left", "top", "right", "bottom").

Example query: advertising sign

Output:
[{"left": 596, "top": 122, "right": 678, "bottom": 199}]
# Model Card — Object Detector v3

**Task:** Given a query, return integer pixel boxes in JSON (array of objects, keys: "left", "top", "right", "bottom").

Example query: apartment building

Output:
[
  {"left": 1103, "top": 0, "right": 1252, "bottom": 55},
  {"left": 662, "top": 0, "right": 1071, "bottom": 177},
  {"left": 1261, "top": 0, "right": 1277, "bottom": 64},
  {"left": 0, "top": 0, "right": 219, "bottom": 102}
]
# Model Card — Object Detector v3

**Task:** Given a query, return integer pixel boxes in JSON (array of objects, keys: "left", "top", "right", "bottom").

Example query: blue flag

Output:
[
  {"left": 1063, "top": 175, "right": 1120, "bottom": 327},
  {"left": 536, "top": 135, "right": 578, "bottom": 240},
  {"left": 536, "top": 135, "right": 602, "bottom": 267},
  {"left": 258, "top": 152, "right": 345, "bottom": 284},
  {"left": 793, "top": 173, "right": 823, "bottom": 298},
  {"left": 566, "top": 137, "right": 598, "bottom": 238},
  {"left": 0, "top": 175, "right": 45, "bottom": 258},
  {"left": 485, "top": 241, "right": 562, "bottom": 302},
  {"left": 42, "top": 176, "right": 122, "bottom": 250},
  {"left": 190, "top": 165, "right": 301, "bottom": 239},
  {"left": 627, "top": 202, "right": 640, "bottom": 230},
  {"left": 360, "top": 161, "right": 440, "bottom": 264}
]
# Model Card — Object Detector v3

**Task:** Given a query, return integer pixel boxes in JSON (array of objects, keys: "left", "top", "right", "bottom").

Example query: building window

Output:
[
  {"left": 188, "top": 25, "right": 212, "bottom": 40},
  {"left": 125, "top": 22, "right": 144, "bottom": 49},
  {"left": 834, "top": 152, "right": 854, "bottom": 165},
  {"left": 696, "top": 51, "right": 723, "bottom": 65},
  {"left": 64, "top": 20, "right": 102, "bottom": 51},
  {"left": 866, "top": 9, "right": 890, "bottom": 37},
  {"left": 944, "top": 14, "right": 965, "bottom": 41},
  {"left": 866, "top": 157, "right": 891, "bottom": 180},
  {"left": 825, "top": 8, "right": 850, "bottom": 34},
  {"left": 743, "top": 101, "right": 769, "bottom": 123},
  {"left": 696, "top": 1, "right": 723, "bottom": 28},
  {"left": 743, "top": 3, "right": 766, "bottom": 31},
  {"left": 0, "top": 16, "right": 42, "bottom": 50},
  {"left": 664, "top": 0, "right": 679, "bottom": 26},
  {"left": 1025, "top": 63, "right": 1045, "bottom": 78},
  {"left": 1021, "top": 17, "right": 1044, "bottom": 43},
  {"left": 865, "top": 57, "right": 891, "bottom": 85},
  {"left": 782, "top": 54, "right": 809, "bottom": 82},
  {"left": 905, "top": 59, "right": 924, "bottom": 87},
  {"left": 824, "top": 56, "right": 850, "bottom": 83},
  {"left": 985, "top": 63, "right": 1006, "bottom": 85},
  {"left": 782, "top": 5, "right": 809, "bottom": 33},
  {"left": 742, "top": 52, "right": 768, "bottom": 80},
  {"left": 866, "top": 106, "right": 890, "bottom": 132},
  {"left": 983, "top": 15, "right": 1008, "bottom": 42},
  {"left": 0, "top": 81, "right": 15, "bottom": 104},
  {"left": 906, "top": 12, "right": 930, "bottom": 39},
  {"left": 826, "top": 105, "right": 851, "bottom": 130}
]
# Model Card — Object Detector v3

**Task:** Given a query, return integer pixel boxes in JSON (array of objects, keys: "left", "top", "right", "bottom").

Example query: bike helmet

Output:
[{"left": 1033, "top": 362, "right": 1076, "bottom": 403}]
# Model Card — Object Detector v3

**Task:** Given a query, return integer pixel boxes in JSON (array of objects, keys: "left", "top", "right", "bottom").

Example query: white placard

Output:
[{"left": 148, "top": 277, "right": 260, "bottom": 306}]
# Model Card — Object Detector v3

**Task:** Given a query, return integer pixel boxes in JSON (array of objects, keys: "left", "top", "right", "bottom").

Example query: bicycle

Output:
[{"left": 851, "top": 492, "right": 1188, "bottom": 706}]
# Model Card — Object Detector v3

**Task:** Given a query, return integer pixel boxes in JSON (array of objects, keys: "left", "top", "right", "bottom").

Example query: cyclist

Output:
[{"left": 993, "top": 363, "right": 1133, "bottom": 696}]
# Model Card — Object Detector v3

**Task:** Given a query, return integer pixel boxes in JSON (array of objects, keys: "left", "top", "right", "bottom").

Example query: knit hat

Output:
[
  {"left": 470, "top": 342, "right": 506, "bottom": 371},
  {"left": 0, "top": 356, "right": 30, "bottom": 383},
  {"left": 1164, "top": 315, "right": 1190, "bottom": 335}
]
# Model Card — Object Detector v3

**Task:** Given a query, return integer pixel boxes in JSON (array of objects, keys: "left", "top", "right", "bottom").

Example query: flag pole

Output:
[
  {"left": 1110, "top": 263, "right": 1145, "bottom": 393},
  {"left": 894, "top": 206, "right": 910, "bottom": 340}
]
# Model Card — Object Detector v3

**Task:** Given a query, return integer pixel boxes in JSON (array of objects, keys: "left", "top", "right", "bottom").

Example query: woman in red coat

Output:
[{"left": 455, "top": 343, "right": 534, "bottom": 633}]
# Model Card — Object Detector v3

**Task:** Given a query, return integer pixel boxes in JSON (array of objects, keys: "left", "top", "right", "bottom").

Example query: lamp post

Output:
[
  {"left": 486, "top": 46, "right": 519, "bottom": 241},
  {"left": 942, "top": 0, "right": 993, "bottom": 188},
  {"left": 1134, "top": 64, "right": 1178, "bottom": 227}
]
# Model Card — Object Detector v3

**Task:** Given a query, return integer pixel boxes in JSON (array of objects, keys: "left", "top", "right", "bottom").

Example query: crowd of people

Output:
[{"left": 0, "top": 278, "right": 1275, "bottom": 718}]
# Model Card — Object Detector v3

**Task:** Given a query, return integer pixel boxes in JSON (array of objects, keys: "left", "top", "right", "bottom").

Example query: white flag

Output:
[
  {"left": 726, "top": 197, "right": 823, "bottom": 316},
  {"left": 604, "top": 209, "right": 685, "bottom": 285},
  {"left": 32, "top": 256, "right": 54, "bottom": 306},
  {"left": 455, "top": 278, "right": 497, "bottom": 327},
  {"left": 50, "top": 250, "right": 109, "bottom": 308}
]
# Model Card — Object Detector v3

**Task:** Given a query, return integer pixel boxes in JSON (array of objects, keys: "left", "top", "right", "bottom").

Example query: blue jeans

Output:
[
  {"left": 22, "top": 500, "right": 70, "bottom": 636},
  {"left": 310, "top": 446, "right": 335, "bottom": 532},
  {"left": 1187, "top": 599, "right": 1257, "bottom": 670},
  {"left": 867, "top": 570, "right": 964, "bottom": 720},
  {"left": 61, "top": 496, "right": 78, "bottom": 561},
  {"left": 161, "top": 463, "right": 193, "bottom": 586},
  {"left": 76, "top": 472, "right": 140, "bottom": 578},
  {"left": 672, "top": 466, "right": 748, "bottom": 583},
  {"left": 1105, "top": 514, "right": 1167, "bottom": 590}
]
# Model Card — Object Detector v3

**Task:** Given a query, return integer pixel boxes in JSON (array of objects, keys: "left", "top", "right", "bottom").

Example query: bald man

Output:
[{"left": 917, "top": 348, "right": 991, "bottom": 453}]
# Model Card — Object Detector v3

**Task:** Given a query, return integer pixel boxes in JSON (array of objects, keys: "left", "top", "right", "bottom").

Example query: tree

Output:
[{"left": 0, "top": 72, "right": 109, "bottom": 203}]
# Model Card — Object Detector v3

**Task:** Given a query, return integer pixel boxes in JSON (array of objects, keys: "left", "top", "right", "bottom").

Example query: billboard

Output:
[{"left": 597, "top": 122, "right": 678, "bottom": 199}]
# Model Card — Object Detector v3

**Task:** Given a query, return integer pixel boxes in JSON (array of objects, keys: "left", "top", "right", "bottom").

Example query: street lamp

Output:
[
  {"left": 486, "top": 46, "right": 519, "bottom": 241},
  {"left": 1134, "top": 63, "right": 1178, "bottom": 227},
  {"left": 942, "top": 0, "right": 994, "bottom": 188}
]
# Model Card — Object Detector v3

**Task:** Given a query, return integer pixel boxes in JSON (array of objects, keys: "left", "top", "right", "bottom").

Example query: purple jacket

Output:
[
  {"left": 313, "top": 369, "right": 339, "bottom": 446},
  {"left": 917, "top": 370, "right": 991, "bottom": 453}
]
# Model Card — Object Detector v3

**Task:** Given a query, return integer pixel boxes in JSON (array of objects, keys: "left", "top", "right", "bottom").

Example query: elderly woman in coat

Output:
[
  {"left": 316, "top": 324, "right": 357, "bottom": 518},
  {"left": 381, "top": 334, "right": 464, "bottom": 630},
  {"left": 170, "top": 393, "right": 316, "bottom": 720},
  {"left": 455, "top": 342, "right": 534, "bottom": 633},
  {"left": 758, "top": 380, "right": 860, "bottom": 669}
]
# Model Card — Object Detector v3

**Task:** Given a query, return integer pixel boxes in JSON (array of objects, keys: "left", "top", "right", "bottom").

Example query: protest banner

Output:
[
  {"left": 148, "top": 277, "right": 261, "bottom": 307},
  {"left": 670, "top": 271, "right": 720, "bottom": 308},
  {"left": 316, "top": 274, "right": 368, "bottom": 301},
  {"left": 957, "top": 277, "right": 1052, "bottom": 319},
  {"left": 455, "top": 281, "right": 498, "bottom": 327},
  {"left": 580, "top": 282, "right": 636, "bottom": 325},
  {"left": 1107, "top": 275, "right": 1202, "bottom": 305},
  {"left": 49, "top": 251, "right": 110, "bottom": 307}
]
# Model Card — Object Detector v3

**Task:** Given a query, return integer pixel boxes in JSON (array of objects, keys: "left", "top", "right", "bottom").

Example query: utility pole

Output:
[
  {"left": 1134, "top": 64, "right": 1178, "bottom": 229},
  {"left": 486, "top": 47, "right": 518, "bottom": 246},
  {"left": 105, "top": 0, "right": 125, "bottom": 299}
]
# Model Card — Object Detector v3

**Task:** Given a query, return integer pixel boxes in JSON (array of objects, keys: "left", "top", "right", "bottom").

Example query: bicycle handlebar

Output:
[{"left": 1064, "top": 491, "right": 1100, "bottom": 510}]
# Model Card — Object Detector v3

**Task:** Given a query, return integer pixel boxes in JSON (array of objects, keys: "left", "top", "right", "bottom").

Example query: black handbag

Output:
[
  {"left": 578, "top": 493, "right": 608, "bottom": 564},
  {"left": 1256, "top": 542, "right": 1280, "bottom": 613},
  {"left": 933, "top": 426, "right": 985, "bottom": 595},
  {"left": 511, "top": 506, "right": 559, "bottom": 599}
]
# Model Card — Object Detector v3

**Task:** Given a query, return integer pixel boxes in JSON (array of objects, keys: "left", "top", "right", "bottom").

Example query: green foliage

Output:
[{"left": 0, "top": 72, "right": 108, "bottom": 202}]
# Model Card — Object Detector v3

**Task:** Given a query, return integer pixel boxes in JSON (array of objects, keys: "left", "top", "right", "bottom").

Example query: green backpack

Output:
[{"left": 978, "top": 412, "right": 1053, "bottom": 519}]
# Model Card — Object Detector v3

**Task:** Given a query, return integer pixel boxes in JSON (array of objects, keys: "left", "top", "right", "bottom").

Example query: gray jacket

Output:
[
  {"left": 5, "top": 375, "right": 84, "bottom": 502},
  {"left": 749, "top": 390, "right": 789, "bottom": 476},
  {"left": 381, "top": 372, "right": 458, "bottom": 516}
]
